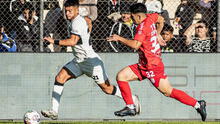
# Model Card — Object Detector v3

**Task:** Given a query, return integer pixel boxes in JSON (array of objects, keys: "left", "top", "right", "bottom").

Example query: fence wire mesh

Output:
[{"left": 0, "top": 0, "right": 218, "bottom": 52}]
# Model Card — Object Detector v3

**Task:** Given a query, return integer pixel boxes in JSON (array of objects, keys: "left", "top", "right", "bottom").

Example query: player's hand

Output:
[
  {"left": 44, "top": 37, "right": 54, "bottom": 44},
  {"left": 106, "top": 34, "right": 121, "bottom": 42},
  {"left": 157, "top": 35, "right": 166, "bottom": 46}
]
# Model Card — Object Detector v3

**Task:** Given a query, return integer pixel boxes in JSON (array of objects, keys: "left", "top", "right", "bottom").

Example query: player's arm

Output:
[
  {"left": 107, "top": 34, "right": 142, "bottom": 50},
  {"left": 156, "top": 15, "right": 164, "bottom": 34},
  {"left": 44, "top": 34, "right": 80, "bottom": 46},
  {"left": 156, "top": 15, "right": 165, "bottom": 46}
]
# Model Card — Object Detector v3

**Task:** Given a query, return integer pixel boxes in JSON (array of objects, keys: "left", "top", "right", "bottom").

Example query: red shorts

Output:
[{"left": 129, "top": 63, "right": 167, "bottom": 87}]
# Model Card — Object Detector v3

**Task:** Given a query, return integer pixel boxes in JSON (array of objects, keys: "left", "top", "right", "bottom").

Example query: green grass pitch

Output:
[{"left": 0, "top": 121, "right": 219, "bottom": 124}]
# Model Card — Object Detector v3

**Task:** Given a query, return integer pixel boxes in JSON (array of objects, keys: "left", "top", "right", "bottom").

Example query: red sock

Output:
[
  {"left": 170, "top": 88, "right": 197, "bottom": 107},
  {"left": 117, "top": 80, "right": 134, "bottom": 105}
]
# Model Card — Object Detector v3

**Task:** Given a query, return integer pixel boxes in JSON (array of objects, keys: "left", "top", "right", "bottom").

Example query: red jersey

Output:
[{"left": 134, "top": 13, "right": 162, "bottom": 70}]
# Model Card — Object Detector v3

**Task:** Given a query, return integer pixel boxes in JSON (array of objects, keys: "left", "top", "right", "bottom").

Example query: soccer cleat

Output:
[
  {"left": 133, "top": 95, "right": 141, "bottom": 115},
  {"left": 41, "top": 110, "right": 58, "bottom": 120},
  {"left": 114, "top": 106, "right": 136, "bottom": 117},
  {"left": 196, "top": 100, "right": 207, "bottom": 121}
]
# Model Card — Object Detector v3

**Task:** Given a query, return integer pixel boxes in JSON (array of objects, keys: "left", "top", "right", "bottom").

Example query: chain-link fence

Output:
[{"left": 0, "top": 0, "right": 218, "bottom": 53}]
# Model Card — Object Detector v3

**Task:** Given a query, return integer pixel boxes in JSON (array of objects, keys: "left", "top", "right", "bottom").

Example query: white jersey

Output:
[{"left": 68, "top": 15, "right": 99, "bottom": 62}]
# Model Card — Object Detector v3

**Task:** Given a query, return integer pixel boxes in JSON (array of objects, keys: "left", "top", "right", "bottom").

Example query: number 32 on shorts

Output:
[
  {"left": 146, "top": 71, "right": 155, "bottom": 78},
  {"left": 146, "top": 71, "right": 156, "bottom": 84}
]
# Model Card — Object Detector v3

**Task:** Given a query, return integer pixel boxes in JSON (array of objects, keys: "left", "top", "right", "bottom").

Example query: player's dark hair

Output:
[
  {"left": 162, "top": 24, "right": 174, "bottom": 34},
  {"left": 130, "top": 3, "right": 147, "bottom": 14},
  {"left": 64, "top": 0, "right": 79, "bottom": 7}
]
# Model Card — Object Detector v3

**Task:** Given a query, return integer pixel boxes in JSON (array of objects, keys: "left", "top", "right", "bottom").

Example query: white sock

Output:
[
  {"left": 114, "top": 86, "right": 136, "bottom": 103},
  {"left": 52, "top": 84, "right": 64, "bottom": 113},
  {"left": 114, "top": 86, "right": 122, "bottom": 98},
  {"left": 194, "top": 102, "right": 200, "bottom": 109},
  {"left": 126, "top": 104, "right": 135, "bottom": 109}
]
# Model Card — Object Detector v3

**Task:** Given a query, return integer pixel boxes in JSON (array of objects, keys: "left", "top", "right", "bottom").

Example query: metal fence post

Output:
[
  {"left": 40, "top": 0, "right": 44, "bottom": 52},
  {"left": 217, "top": 0, "right": 220, "bottom": 52}
]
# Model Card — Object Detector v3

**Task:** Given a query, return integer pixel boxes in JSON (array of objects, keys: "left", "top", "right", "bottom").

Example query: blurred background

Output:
[{"left": 0, "top": 0, "right": 218, "bottom": 53}]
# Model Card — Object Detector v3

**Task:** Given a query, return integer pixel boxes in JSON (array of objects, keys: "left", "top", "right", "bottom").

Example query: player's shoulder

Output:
[
  {"left": 72, "top": 15, "right": 87, "bottom": 26},
  {"left": 137, "top": 14, "right": 157, "bottom": 30},
  {"left": 146, "top": 13, "right": 158, "bottom": 18},
  {"left": 146, "top": 13, "right": 158, "bottom": 23},
  {"left": 138, "top": 18, "right": 151, "bottom": 30}
]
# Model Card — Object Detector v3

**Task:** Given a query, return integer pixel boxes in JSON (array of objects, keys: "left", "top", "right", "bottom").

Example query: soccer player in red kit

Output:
[{"left": 107, "top": 3, "right": 207, "bottom": 121}]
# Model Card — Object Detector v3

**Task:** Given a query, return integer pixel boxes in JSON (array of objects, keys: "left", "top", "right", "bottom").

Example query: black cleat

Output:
[
  {"left": 196, "top": 100, "right": 207, "bottom": 121},
  {"left": 114, "top": 107, "right": 136, "bottom": 117}
]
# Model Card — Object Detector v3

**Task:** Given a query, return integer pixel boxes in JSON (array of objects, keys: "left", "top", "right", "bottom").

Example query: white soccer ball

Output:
[{"left": 24, "top": 110, "right": 41, "bottom": 124}]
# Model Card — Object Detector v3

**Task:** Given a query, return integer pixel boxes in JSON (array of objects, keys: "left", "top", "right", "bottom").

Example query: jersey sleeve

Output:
[{"left": 71, "top": 19, "right": 87, "bottom": 36}]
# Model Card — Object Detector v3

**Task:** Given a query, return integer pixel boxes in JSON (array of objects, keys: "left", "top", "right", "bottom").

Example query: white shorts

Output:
[{"left": 63, "top": 57, "right": 108, "bottom": 84}]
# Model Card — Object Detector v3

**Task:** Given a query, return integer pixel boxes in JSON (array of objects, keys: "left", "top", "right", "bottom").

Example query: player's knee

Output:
[
  {"left": 55, "top": 75, "right": 67, "bottom": 84},
  {"left": 116, "top": 72, "right": 126, "bottom": 81},
  {"left": 162, "top": 91, "right": 171, "bottom": 97}
]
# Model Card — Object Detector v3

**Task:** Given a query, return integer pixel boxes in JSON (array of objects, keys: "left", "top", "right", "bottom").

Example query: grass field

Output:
[{"left": 0, "top": 121, "right": 219, "bottom": 124}]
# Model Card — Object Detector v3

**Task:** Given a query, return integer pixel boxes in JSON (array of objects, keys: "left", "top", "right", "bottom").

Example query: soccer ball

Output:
[{"left": 24, "top": 110, "right": 41, "bottom": 124}]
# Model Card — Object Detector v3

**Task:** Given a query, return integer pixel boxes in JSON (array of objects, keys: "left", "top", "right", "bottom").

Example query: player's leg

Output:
[
  {"left": 147, "top": 62, "right": 207, "bottom": 121},
  {"left": 157, "top": 78, "right": 197, "bottom": 105},
  {"left": 85, "top": 58, "right": 141, "bottom": 116},
  {"left": 52, "top": 68, "right": 74, "bottom": 112},
  {"left": 157, "top": 78, "right": 207, "bottom": 121},
  {"left": 114, "top": 65, "right": 140, "bottom": 116},
  {"left": 41, "top": 60, "right": 82, "bottom": 120},
  {"left": 97, "top": 79, "right": 141, "bottom": 115},
  {"left": 41, "top": 68, "right": 72, "bottom": 119}
]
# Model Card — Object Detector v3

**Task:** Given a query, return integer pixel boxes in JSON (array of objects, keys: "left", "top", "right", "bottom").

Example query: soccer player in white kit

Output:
[{"left": 41, "top": 0, "right": 140, "bottom": 120}]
